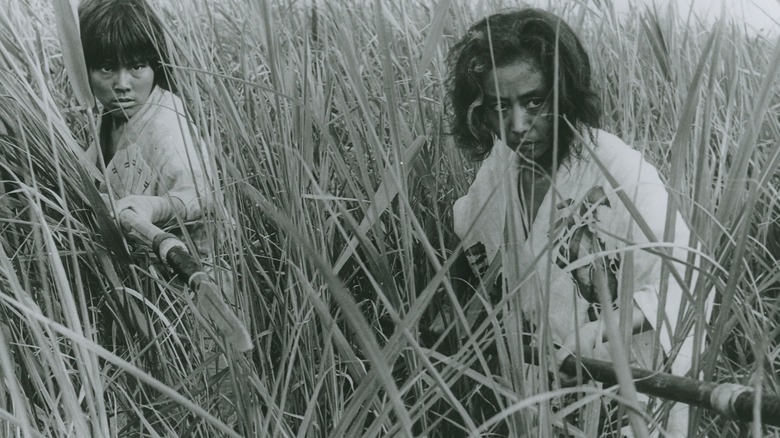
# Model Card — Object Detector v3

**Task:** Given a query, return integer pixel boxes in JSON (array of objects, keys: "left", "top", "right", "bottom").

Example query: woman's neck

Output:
[
  {"left": 518, "top": 163, "right": 552, "bottom": 227},
  {"left": 98, "top": 113, "right": 127, "bottom": 165}
]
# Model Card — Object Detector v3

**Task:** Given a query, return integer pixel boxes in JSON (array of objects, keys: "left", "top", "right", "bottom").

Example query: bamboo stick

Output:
[{"left": 525, "top": 345, "right": 780, "bottom": 427}]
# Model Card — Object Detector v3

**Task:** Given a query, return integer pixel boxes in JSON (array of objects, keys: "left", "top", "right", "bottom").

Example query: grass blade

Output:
[{"left": 51, "top": 0, "right": 93, "bottom": 108}]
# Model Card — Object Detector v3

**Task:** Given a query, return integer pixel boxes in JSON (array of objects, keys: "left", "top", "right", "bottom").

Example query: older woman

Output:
[{"left": 447, "top": 8, "right": 709, "bottom": 437}]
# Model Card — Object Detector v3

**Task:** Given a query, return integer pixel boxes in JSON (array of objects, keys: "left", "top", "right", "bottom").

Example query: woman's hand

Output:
[
  {"left": 554, "top": 320, "right": 605, "bottom": 386},
  {"left": 104, "top": 194, "right": 184, "bottom": 225}
]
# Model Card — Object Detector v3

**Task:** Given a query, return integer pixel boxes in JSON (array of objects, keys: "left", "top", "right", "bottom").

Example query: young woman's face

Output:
[
  {"left": 482, "top": 58, "right": 554, "bottom": 162},
  {"left": 89, "top": 61, "right": 155, "bottom": 120}
]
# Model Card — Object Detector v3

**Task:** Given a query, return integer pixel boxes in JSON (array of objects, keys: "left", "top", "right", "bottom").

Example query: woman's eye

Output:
[
  {"left": 527, "top": 99, "right": 544, "bottom": 110},
  {"left": 132, "top": 64, "right": 147, "bottom": 71},
  {"left": 99, "top": 66, "right": 113, "bottom": 73},
  {"left": 490, "top": 101, "right": 510, "bottom": 112}
]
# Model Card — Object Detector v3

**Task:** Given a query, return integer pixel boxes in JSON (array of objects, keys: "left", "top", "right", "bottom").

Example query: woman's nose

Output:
[
  {"left": 113, "top": 69, "right": 131, "bottom": 91},
  {"left": 511, "top": 104, "right": 530, "bottom": 135}
]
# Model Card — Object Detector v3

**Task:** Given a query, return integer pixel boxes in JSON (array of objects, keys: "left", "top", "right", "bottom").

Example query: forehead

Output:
[
  {"left": 482, "top": 58, "right": 546, "bottom": 98},
  {"left": 94, "top": 54, "right": 151, "bottom": 67}
]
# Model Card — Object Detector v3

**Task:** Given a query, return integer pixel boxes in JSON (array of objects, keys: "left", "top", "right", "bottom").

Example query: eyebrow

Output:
[{"left": 484, "top": 88, "right": 548, "bottom": 101}]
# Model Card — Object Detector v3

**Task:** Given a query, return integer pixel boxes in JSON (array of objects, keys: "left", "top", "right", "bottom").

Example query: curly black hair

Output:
[
  {"left": 79, "top": 0, "right": 176, "bottom": 92},
  {"left": 446, "top": 8, "right": 600, "bottom": 163}
]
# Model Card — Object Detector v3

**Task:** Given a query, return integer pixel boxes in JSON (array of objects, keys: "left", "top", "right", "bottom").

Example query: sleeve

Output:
[
  {"left": 603, "top": 147, "right": 709, "bottom": 359},
  {"left": 151, "top": 107, "right": 214, "bottom": 222},
  {"left": 453, "top": 141, "right": 518, "bottom": 269}
]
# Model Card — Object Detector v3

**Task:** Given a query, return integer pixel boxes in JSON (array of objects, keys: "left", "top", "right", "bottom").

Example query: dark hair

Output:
[
  {"left": 446, "top": 8, "right": 600, "bottom": 163},
  {"left": 79, "top": 0, "right": 176, "bottom": 92}
]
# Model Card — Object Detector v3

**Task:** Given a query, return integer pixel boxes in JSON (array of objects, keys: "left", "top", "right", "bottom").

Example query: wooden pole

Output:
[{"left": 524, "top": 345, "right": 780, "bottom": 427}]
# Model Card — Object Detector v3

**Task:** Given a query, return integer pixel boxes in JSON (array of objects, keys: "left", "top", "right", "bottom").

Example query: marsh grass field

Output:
[{"left": 0, "top": 0, "right": 778, "bottom": 436}]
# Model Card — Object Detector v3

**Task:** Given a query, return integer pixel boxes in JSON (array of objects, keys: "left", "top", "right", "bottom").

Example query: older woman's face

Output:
[{"left": 482, "top": 58, "right": 553, "bottom": 161}]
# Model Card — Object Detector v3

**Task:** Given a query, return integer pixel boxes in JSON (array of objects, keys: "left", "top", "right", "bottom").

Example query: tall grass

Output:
[{"left": 0, "top": 0, "right": 778, "bottom": 436}]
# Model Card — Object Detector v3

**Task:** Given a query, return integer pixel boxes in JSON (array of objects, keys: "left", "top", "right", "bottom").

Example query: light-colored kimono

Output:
[
  {"left": 87, "top": 86, "right": 215, "bottom": 255},
  {"left": 454, "top": 129, "right": 712, "bottom": 435}
]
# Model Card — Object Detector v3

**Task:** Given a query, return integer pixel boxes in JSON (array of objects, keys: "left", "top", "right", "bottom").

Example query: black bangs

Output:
[
  {"left": 79, "top": 0, "right": 175, "bottom": 90},
  {"left": 80, "top": 1, "right": 161, "bottom": 67}
]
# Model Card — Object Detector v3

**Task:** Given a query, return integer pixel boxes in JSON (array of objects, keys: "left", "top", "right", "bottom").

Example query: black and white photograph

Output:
[{"left": 0, "top": 0, "right": 778, "bottom": 436}]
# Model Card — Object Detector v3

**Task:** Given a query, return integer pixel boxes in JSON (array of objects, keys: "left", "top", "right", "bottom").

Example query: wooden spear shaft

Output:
[{"left": 522, "top": 345, "right": 780, "bottom": 427}]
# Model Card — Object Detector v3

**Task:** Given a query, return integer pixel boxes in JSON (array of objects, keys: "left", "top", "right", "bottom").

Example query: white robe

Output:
[
  {"left": 87, "top": 87, "right": 215, "bottom": 254},
  {"left": 454, "top": 129, "right": 712, "bottom": 434}
]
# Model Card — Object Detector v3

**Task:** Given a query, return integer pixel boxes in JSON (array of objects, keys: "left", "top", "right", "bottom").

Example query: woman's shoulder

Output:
[
  {"left": 131, "top": 88, "right": 195, "bottom": 142},
  {"left": 591, "top": 129, "right": 638, "bottom": 160},
  {"left": 143, "top": 88, "right": 189, "bottom": 123},
  {"left": 588, "top": 129, "right": 664, "bottom": 186},
  {"left": 590, "top": 130, "right": 650, "bottom": 168}
]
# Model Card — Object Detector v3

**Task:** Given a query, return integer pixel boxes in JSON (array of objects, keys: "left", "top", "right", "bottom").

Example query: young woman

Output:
[
  {"left": 79, "top": 0, "right": 242, "bottom": 429},
  {"left": 80, "top": 0, "right": 214, "bottom": 255},
  {"left": 447, "top": 8, "right": 709, "bottom": 436}
]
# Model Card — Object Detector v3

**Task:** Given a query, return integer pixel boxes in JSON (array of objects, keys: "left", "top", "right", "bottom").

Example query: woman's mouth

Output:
[
  {"left": 513, "top": 142, "right": 536, "bottom": 152},
  {"left": 112, "top": 98, "right": 135, "bottom": 107}
]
